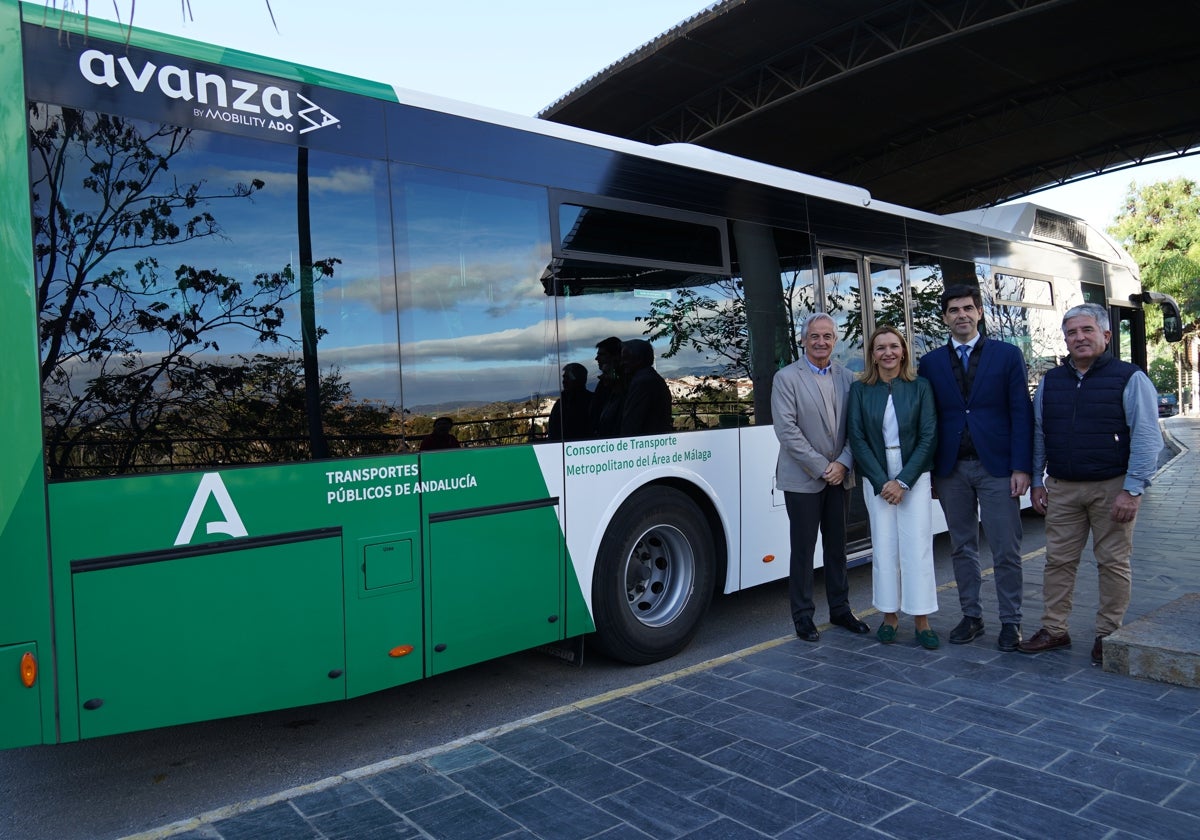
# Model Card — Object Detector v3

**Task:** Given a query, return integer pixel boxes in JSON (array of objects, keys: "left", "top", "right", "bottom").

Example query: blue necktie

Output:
[{"left": 958, "top": 344, "right": 971, "bottom": 369}]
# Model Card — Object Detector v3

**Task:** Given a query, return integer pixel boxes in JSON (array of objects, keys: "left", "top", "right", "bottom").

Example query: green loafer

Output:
[
  {"left": 916, "top": 628, "right": 940, "bottom": 650},
  {"left": 876, "top": 623, "right": 898, "bottom": 644}
]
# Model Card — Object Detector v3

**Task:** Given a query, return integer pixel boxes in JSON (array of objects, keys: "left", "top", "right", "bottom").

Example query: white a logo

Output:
[
  {"left": 296, "top": 93, "right": 339, "bottom": 134},
  {"left": 174, "top": 472, "right": 249, "bottom": 546}
]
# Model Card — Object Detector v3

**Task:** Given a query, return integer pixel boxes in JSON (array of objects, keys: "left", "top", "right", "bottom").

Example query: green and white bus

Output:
[{"left": 0, "top": 0, "right": 1180, "bottom": 748}]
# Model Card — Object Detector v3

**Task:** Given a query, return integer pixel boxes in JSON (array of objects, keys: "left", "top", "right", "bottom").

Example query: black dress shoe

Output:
[
  {"left": 830, "top": 612, "right": 871, "bottom": 634},
  {"left": 948, "top": 616, "right": 985, "bottom": 644},
  {"left": 997, "top": 623, "right": 1022, "bottom": 652},
  {"left": 795, "top": 618, "right": 820, "bottom": 642},
  {"left": 1091, "top": 636, "right": 1105, "bottom": 666}
]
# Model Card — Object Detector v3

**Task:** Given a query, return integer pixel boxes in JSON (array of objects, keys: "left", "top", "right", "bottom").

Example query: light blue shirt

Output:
[
  {"left": 1032, "top": 362, "right": 1162, "bottom": 493},
  {"left": 951, "top": 335, "right": 981, "bottom": 363}
]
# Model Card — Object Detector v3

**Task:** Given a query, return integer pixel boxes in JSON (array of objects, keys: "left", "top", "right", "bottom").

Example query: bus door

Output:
[
  {"left": 817, "top": 249, "right": 907, "bottom": 556},
  {"left": 1112, "top": 304, "right": 1146, "bottom": 369}
]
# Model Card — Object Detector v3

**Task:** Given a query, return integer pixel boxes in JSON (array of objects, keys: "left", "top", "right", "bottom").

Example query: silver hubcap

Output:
[{"left": 623, "top": 524, "right": 695, "bottom": 628}]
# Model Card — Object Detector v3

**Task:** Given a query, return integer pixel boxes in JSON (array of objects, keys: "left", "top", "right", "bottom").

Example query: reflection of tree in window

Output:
[
  {"left": 986, "top": 272, "right": 1061, "bottom": 385},
  {"left": 636, "top": 245, "right": 815, "bottom": 427},
  {"left": 640, "top": 280, "right": 747, "bottom": 378},
  {"left": 30, "top": 105, "right": 390, "bottom": 478}
]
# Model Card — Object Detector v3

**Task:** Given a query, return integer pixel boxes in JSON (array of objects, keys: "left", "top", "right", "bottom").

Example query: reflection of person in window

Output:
[
  {"left": 619, "top": 339, "right": 673, "bottom": 436},
  {"left": 420, "top": 416, "right": 460, "bottom": 451},
  {"left": 546, "top": 363, "right": 593, "bottom": 442},
  {"left": 590, "top": 336, "right": 624, "bottom": 437}
]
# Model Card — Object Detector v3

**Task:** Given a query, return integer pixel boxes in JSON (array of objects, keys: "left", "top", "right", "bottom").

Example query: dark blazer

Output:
[
  {"left": 847, "top": 376, "right": 937, "bottom": 494},
  {"left": 620, "top": 366, "right": 673, "bottom": 436},
  {"left": 917, "top": 337, "right": 1033, "bottom": 478}
]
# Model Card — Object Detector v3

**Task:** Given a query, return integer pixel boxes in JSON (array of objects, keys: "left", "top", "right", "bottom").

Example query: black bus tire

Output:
[{"left": 591, "top": 486, "right": 716, "bottom": 665}]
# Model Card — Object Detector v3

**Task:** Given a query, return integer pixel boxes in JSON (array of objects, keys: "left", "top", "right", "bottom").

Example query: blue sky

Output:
[{"left": 50, "top": 0, "right": 1200, "bottom": 232}]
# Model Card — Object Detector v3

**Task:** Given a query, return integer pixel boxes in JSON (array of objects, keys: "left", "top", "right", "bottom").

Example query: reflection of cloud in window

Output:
[
  {"left": 318, "top": 274, "right": 396, "bottom": 313},
  {"left": 403, "top": 321, "right": 556, "bottom": 364},
  {"left": 319, "top": 342, "right": 400, "bottom": 368},
  {"left": 312, "top": 167, "right": 379, "bottom": 194},
  {"left": 193, "top": 159, "right": 377, "bottom": 192},
  {"left": 396, "top": 250, "right": 549, "bottom": 313},
  {"left": 556, "top": 314, "right": 652, "bottom": 350}
]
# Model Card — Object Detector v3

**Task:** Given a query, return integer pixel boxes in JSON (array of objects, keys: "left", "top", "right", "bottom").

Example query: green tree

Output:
[
  {"left": 1108, "top": 177, "right": 1200, "bottom": 331},
  {"left": 1148, "top": 355, "right": 1177, "bottom": 394}
]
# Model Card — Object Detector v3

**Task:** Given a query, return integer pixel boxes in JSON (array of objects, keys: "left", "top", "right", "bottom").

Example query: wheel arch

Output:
[{"left": 644, "top": 476, "right": 729, "bottom": 598}]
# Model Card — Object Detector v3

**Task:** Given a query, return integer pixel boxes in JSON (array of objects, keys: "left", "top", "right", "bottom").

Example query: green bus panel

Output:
[
  {"left": 427, "top": 505, "right": 564, "bottom": 675},
  {"left": 1, "top": 0, "right": 54, "bottom": 745},
  {"left": 344, "top": 534, "right": 425, "bottom": 697},
  {"left": 0, "top": 643, "right": 41, "bottom": 749},
  {"left": 72, "top": 536, "right": 346, "bottom": 739}
]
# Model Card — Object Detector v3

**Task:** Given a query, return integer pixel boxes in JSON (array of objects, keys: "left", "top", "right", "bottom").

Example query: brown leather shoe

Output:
[
  {"left": 1018, "top": 627, "right": 1071, "bottom": 654},
  {"left": 1091, "top": 636, "right": 1104, "bottom": 666}
]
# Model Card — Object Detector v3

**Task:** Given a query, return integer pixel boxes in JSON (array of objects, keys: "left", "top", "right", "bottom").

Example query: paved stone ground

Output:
[{"left": 143, "top": 418, "right": 1200, "bottom": 840}]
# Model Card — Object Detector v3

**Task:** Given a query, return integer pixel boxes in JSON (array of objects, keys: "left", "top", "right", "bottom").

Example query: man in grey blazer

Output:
[{"left": 772, "top": 313, "right": 871, "bottom": 642}]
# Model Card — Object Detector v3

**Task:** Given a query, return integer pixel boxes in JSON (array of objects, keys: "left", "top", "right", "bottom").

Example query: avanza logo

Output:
[{"left": 78, "top": 49, "right": 340, "bottom": 135}]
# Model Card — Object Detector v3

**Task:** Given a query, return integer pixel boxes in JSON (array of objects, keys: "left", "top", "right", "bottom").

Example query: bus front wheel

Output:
[{"left": 592, "top": 486, "right": 715, "bottom": 665}]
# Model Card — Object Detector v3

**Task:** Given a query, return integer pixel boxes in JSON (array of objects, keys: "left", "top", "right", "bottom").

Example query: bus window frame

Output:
[{"left": 549, "top": 189, "right": 731, "bottom": 276}]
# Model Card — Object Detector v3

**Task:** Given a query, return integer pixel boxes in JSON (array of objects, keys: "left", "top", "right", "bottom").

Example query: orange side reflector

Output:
[
  {"left": 762, "top": 554, "right": 776, "bottom": 564},
  {"left": 20, "top": 652, "right": 37, "bottom": 688},
  {"left": 388, "top": 645, "right": 414, "bottom": 658}
]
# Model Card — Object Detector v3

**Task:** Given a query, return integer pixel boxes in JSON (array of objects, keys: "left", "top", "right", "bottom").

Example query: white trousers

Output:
[{"left": 864, "top": 449, "right": 938, "bottom": 616}]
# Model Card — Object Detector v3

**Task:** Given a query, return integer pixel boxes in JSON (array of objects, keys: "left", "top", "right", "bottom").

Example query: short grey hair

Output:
[
  {"left": 800, "top": 312, "right": 837, "bottom": 340},
  {"left": 1062, "top": 302, "right": 1110, "bottom": 333}
]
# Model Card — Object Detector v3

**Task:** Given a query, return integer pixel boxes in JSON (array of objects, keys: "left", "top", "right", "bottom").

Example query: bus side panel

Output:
[
  {"left": 562, "top": 429, "right": 741, "bottom": 608},
  {"left": 50, "top": 446, "right": 578, "bottom": 729},
  {"left": 49, "top": 457, "right": 429, "bottom": 736},
  {"left": 419, "top": 446, "right": 569, "bottom": 676},
  {"left": 72, "top": 535, "right": 346, "bottom": 739},
  {"left": 345, "top": 530, "right": 425, "bottom": 699},
  {"left": 533, "top": 445, "right": 595, "bottom": 641},
  {"left": 0, "top": 0, "right": 54, "bottom": 749},
  {"left": 737, "top": 426, "right": 793, "bottom": 591}
]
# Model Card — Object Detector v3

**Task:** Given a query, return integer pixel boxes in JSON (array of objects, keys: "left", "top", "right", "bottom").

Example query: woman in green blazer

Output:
[{"left": 848, "top": 326, "right": 940, "bottom": 648}]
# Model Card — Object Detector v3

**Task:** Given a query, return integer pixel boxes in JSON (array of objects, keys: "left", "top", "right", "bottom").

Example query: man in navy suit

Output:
[{"left": 918, "top": 284, "right": 1033, "bottom": 652}]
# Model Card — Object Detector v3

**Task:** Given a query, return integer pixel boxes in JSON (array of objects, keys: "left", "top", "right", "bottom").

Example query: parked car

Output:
[{"left": 1158, "top": 393, "right": 1179, "bottom": 417}]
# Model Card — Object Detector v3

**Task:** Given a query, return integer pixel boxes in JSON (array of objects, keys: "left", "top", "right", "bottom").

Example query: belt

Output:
[{"left": 885, "top": 446, "right": 901, "bottom": 450}]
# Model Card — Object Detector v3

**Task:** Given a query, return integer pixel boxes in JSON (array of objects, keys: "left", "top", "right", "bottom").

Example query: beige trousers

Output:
[{"left": 1041, "top": 474, "right": 1135, "bottom": 636}]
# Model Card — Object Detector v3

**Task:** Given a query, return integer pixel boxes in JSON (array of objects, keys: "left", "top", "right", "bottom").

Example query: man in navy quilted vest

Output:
[{"left": 1019, "top": 303, "right": 1162, "bottom": 666}]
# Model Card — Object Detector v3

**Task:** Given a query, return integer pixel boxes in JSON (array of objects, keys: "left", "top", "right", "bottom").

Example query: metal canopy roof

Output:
[{"left": 541, "top": 0, "right": 1200, "bottom": 214}]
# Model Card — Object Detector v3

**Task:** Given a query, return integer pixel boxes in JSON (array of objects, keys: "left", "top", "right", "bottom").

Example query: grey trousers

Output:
[{"left": 936, "top": 459, "right": 1024, "bottom": 624}]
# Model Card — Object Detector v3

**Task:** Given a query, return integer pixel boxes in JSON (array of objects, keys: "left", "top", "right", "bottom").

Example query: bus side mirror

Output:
[
  {"left": 1162, "top": 306, "right": 1183, "bottom": 343},
  {"left": 1132, "top": 291, "right": 1184, "bottom": 342}
]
